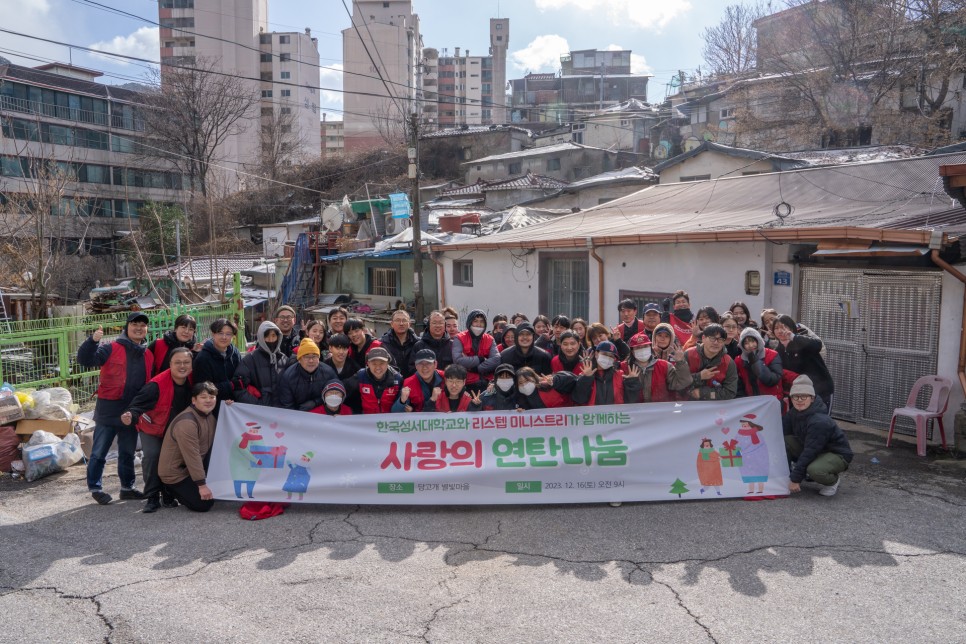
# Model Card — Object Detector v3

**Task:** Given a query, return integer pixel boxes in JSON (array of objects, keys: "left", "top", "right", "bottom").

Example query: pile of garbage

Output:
[{"left": 0, "top": 384, "right": 83, "bottom": 482}]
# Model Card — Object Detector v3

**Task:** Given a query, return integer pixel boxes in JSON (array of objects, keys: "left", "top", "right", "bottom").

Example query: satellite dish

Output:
[{"left": 322, "top": 204, "right": 343, "bottom": 231}]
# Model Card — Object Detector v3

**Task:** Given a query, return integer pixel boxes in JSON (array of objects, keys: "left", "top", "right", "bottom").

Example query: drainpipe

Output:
[
  {"left": 930, "top": 242, "right": 966, "bottom": 396},
  {"left": 428, "top": 246, "right": 447, "bottom": 307},
  {"left": 586, "top": 237, "right": 604, "bottom": 323}
]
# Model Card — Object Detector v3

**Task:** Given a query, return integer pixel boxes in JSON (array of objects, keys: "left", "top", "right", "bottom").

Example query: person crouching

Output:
[
  {"left": 157, "top": 381, "right": 220, "bottom": 512},
  {"left": 784, "top": 375, "right": 853, "bottom": 497}
]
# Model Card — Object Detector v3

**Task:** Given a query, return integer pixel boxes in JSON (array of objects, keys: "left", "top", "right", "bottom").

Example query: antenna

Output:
[{"left": 322, "top": 204, "right": 344, "bottom": 231}]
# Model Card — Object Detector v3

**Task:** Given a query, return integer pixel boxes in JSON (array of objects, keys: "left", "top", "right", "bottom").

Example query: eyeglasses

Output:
[
  {"left": 703, "top": 337, "right": 725, "bottom": 343},
  {"left": 214, "top": 332, "right": 234, "bottom": 338},
  {"left": 791, "top": 394, "right": 813, "bottom": 402},
  {"left": 276, "top": 315, "right": 295, "bottom": 321}
]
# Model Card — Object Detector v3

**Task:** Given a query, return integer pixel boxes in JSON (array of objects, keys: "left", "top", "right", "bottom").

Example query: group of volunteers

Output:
[{"left": 78, "top": 291, "right": 853, "bottom": 512}]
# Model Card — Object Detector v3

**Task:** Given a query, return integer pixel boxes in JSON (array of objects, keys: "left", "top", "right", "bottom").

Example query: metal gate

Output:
[{"left": 798, "top": 267, "right": 941, "bottom": 432}]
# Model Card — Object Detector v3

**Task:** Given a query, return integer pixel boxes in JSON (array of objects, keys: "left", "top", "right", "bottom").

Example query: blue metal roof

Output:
[{"left": 317, "top": 248, "right": 412, "bottom": 263}]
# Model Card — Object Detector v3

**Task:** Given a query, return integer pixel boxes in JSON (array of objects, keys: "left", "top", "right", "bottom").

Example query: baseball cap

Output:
[
  {"left": 642, "top": 303, "right": 662, "bottom": 314},
  {"left": 414, "top": 348, "right": 437, "bottom": 364},
  {"left": 366, "top": 347, "right": 391, "bottom": 362}
]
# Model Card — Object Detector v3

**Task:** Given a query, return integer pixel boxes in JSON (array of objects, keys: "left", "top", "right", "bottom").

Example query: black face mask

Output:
[
  {"left": 266, "top": 339, "right": 280, "bottom": 352},
  {"left": 674, "top": 309, "right": 694, "bottom": 323}
]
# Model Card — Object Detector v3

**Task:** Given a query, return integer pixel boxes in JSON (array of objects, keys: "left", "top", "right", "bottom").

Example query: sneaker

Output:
[
  {"left": 818, "top": 476, "right": 841, "bottom": 497},
  {"left": 160, "top": 495, "right": 179, "bottom": 509},
  {"left": 119, "top": 488, "right": 146, "bottom": 500},
  {"left": 609, "top": 501, "right": 622, "bottom": 507},
  {"left": 143, "top": 497, "right": 162, "bottom": 514},
  {"left": 91, "top": 491, "right": 112, "bottom": 505}
]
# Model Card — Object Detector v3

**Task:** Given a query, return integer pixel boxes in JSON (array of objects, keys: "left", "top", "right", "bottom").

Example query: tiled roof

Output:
[
  {"left": 148, "top": 255, "right": 268, "bottom": 282},
  {"left": 440, "top": 152, "right": 966, "bottom": 250},
  {"left": 464, "top": 142, "right": 617, "bottom": 165}
]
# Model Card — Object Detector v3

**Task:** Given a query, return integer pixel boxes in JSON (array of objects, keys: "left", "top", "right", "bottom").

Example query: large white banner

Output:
[{"left": 207, "top": 398, "right": 789, "bottom": 504}]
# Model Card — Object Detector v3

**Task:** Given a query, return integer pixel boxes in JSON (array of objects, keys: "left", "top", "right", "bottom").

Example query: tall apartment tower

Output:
[
  {"left": 489, "top": 18, "right": 509, "bottom": 125},
  {"left": 158, "top": 0, "right": 320, "bottom": 190},
  {"left": 342, "top": 0, "right": 423, "bottom": 152}
]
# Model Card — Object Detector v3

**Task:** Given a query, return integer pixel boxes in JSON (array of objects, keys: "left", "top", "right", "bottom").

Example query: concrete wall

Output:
[
  {"left": 659, "top": 153, "right": 776, "bottom": 184},
  {"left": 464, "top": 148, "right": 617, "bottom": 183},
  {"left": 938, "top": 265, "right": 966, "bottom": 441},
  {"left": 526, "top": 183, "right": 652, "bottom": 210}
]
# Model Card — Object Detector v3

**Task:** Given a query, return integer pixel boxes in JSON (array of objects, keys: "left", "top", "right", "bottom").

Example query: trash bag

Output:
[
  {"left": 34, "top": 387, "right": 74, "bottom": 421},
  {"left": 23, "top": 433, "right": 83, "bottom": 481},
  {"left": 27, "top": 430, "right": 62, "bottom": 446},
  {"left": 23, "top": 390, "right": 51, "bottom": 419}
]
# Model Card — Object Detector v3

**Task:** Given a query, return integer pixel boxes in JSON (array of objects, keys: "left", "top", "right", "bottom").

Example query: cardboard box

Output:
[
  {"left": 0, "top": 393, "right": 25, "bottom": 425},
  {"left": 15, "top": 418, "right": 73, "bottom": 441}
]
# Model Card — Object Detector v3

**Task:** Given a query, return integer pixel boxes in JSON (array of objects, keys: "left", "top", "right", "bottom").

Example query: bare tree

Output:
[
  {"left": 905, "top": 0, "right": 966, "bottom": 115},
  {"left": 370, "top": 102, "right": 409, "bottom": 147},
  {"left": 139, "top": 57, "right": 259, "bottom": 198},
  {"left": 257, "top": 107, "right": 305, "bottom": 181},
  {"left": 702, "top": 2, "right": 770, "bottom": 76}
]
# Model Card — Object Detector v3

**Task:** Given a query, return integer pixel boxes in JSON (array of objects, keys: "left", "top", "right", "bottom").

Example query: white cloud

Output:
[
  {"left": 319, "top": 64, "right": 343, "bottom": 118},
  {"left": 534, "top": 0, "right": 692, "bottom": 31},
  {"left": 89, "top": 26, "right": 159, "bottom": 64},
  {"left": 606, "top": 44, "right": 651, "bottom": 74},
  {"left": 510, "top": 34, "right": 570, "bottom": 73},
  {"left": 3, "top": 0, "right": 66, "bottom": 66}
]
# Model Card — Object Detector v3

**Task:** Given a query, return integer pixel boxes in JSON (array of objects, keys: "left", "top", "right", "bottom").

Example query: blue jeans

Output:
[{"left": 87, "top": 422, "right": 138, "bottom": 491}]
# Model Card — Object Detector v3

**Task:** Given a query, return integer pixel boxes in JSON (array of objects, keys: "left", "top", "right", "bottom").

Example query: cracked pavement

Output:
[{"left": 2, "top": 427, "right": 965, "bottom": 643}]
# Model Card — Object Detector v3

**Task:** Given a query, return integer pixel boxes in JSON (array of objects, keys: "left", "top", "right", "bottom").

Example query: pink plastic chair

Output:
[{"left": 886, "top": 376, "right": 952, "bottom": 457}]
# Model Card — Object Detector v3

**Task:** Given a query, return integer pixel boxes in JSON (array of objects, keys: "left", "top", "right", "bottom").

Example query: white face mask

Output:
[
  {"left": 596, "top": 355, "right": 615, "bottom": 370},
  {"left": 471, "top": 326, "right": 485, "bottom": 336},
  {"left": 634, "top": 348, "right": 652, "bottom": 362},
  {"left": 519, "top": 382, "right": 536, "bottom": 396},
  {"left": 496, "top": 378, "right": 514, "bottom": 392},
  {"left": 324, "top": 395, "right": 343, "bottom": 407}
]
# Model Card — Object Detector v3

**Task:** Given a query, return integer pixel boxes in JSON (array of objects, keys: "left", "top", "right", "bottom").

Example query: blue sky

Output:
[{"left": 2, "top": 0, "right": 737, "bottom": 120}]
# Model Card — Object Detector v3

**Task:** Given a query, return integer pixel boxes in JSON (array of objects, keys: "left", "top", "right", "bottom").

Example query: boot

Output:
[{"left": 143, "top": 494, "right": 161, "bottom": 513}]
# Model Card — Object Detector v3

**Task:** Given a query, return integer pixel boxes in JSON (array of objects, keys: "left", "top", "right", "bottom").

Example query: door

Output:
[{"left": 798, "top": 267, "right": 941, "bottom": 430}]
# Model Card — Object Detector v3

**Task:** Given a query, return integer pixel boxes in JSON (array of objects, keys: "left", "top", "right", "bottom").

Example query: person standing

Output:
[
  {"left": 158, "top": 382, "right": 219, "bottom": 513},
  {"left": 277, "top": 339, "right": 338, "bottom": 412},
  {"left": 77, "top": 312, "right": 154, "bottom": 505},
  {"left": 613, "top": 299, "right": 645, "bottom": 343},
  {"left": 380, "top": 309, "right": 419, "bottom": 378},
  {"left": 148, "top": 314, "right": 201, "bottom": 376},
  {"left": 393, "top": 348, "right": 443, "bottom": 413},
  {"left": 122, "top": 347, "right": 194, "bottom": 513},
  {"left": 232, "top": 321, "right": 289, "bottom": 407},
  {"left": 499, "top": 322, "right": 553, "bottom": 375},
  {"left": 412, "top": 311, "right": 454, "bottom": 372},
  {"left": 453, "top": 309, "right": 500, "bottom": 392},
  {"left": 774, "top": 314, "right": 834, "bottom": 411},
  {"left": 191, "top": 318, "right": 242, "bottom": 406},
  {"left": 681, "top": 324, "right": 738, "bottom": 401},
  {"left": 356, "top": 347, "right": 402, "bottom": 414},
  {"left": 274, "top": 305, "right": 302, "bottom": 356},
  {"left": 572, "top": 341, "right": 642, "bottom": 406}
]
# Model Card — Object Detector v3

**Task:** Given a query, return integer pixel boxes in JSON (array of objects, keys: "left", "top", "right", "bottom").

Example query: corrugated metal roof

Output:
[
  {"left": 148, "top": 255, "right": 267, "bottom": 281},
  {"left": 317, "top": 249, "right": 411, "bottom": 264},
  {"left": 421, "top": 125, "right": 534, "bottom": 140},
  {"left": 463, "top": 142, "right": 617, "bottom": 165},
  {"left": 440, "top": 152, "right": 966, "bottom": 250},
  {"left": 0, "top": 63, "right": 144, "bottom": 104}
]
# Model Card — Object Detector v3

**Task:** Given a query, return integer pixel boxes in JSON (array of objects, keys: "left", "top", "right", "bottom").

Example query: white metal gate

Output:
[{"left": 798, "top": 267, "right": 942, "bottom": 432}]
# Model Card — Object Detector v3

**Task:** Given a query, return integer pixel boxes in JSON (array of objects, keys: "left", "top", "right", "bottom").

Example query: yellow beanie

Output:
[{"left": 297, "top": 338, "right": 320, "bottom": 359}]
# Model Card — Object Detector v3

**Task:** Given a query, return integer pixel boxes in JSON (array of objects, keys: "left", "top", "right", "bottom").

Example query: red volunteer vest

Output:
[
  {"left": 735, "top": 349, "right": 783, "bottom": 400},
  {"left": 613, "top": 319, "right": 645, "bottom": 341},
  {"left": 358, "top": 372, "right": 400, "bottom": 414},
  {"left": 97, "top": 343, "right": 153, "bottom": 400},
  {"left": 586, "top": 368, "right": 626, "bottom": 406},
  {"left": 551, "top": 355, "right": 582, "bottom": 375},
  {"left": 669, "top": 314, "right": 693, "bottom": 346},
  {"left": 149, "top": 339, "right": 168, "bottom": 377},
  {"left": 458, "top": 331, "right": 495, "bottom": 384},
  {"left": 136, "top": 371, "right": 190, "bottom": 437},
  {"left": 403, "top": 371, "right": 443, "bottom": 412},
  {"left": 621, "top": 359, "right": 675, "bottom": 403},
  {"left": 686, "top": 348, "right": 731, "bottom": 386},
  {"left": 436, "top": 393, "right": 472, "bottom": 413}
]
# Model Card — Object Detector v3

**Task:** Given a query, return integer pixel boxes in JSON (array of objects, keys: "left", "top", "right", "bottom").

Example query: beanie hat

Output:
[
  {"left": 323, "top": 381, "right": 346, "bottom": 397},
  {"left": 628, "top": 332, "right": 651, "bottom": 348},
  {"left": 275, "top": 305, "right": 296, "bottom": 317},
  {"left": 789, "top": 375, "right": 815, "bottom": 398},
  {"left": 595, "top": 340, "right": 618, "bottom": 355},
  {"left": 303, "top": 451, "right": 314, "bottom": 460},
  {"left": 296, "top": 338, "right": 321, "bottom": 359}
]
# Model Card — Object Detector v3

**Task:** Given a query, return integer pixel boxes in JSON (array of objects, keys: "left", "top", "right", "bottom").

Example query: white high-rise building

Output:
[
  {"left": 342, "top": 0, "right": 423, "bottom": 152},
  {"left": 158, "top": 0, "right": 320, "bottom": 189}
]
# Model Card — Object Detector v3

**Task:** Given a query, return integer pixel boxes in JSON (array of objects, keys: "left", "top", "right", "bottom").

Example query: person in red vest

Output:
[
  {"left": 453, "top": 309, "right": 501, "bottom": 393},
  {"left": 148, "top": 314, "right": 201, "bottom": 376},
  {"left": 623, "top": 333, "right": 691, "bottom": 403},
  {"left": 121, "top": 347, "right": 193, "bottom": 513},
  {"left": 356, "top": 347, "right": 402, "bottom": 414},
  {"left": 515, "top": 367, "right": 577, "bottom": 409},
  {"left": 681, "top": 324, "right": 738, "bottom": 401},
  {"left": 735, "top": 327, "right": 784, "bottom": 405},
  {"left": 572, "top": 341, "right": 642, "bottom": 406},
  {"left": 434, "top": 364, "right": 483, "bottom": 412},
  {"left": 641, "top": 303, "right": 662, "bottom": 339},
  {"left": 550, "top": 331, "right": 584, "bottom": 374},
  {"left": 613, "top": 299, "right": 645, "bottom": 344},
  {"left": 663, "top": 290, "right": 695, "bottom": 346},
  {"left": 393, "top": 348, "right": 443, "bottom": 412},
  {"left": 77, "top": 311, "right": 154, "bottom": 505}
]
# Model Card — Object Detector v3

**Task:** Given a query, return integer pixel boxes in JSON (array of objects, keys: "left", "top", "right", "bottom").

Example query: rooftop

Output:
[
  {"left": 463, "top": 142, "right": 617, "bottom": 165},
  {"left": 0, "top": 62, "right": 145, "bottom": 104}
]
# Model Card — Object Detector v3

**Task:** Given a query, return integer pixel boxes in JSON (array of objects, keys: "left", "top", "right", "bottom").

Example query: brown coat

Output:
[{"left": 158, "top": 405, "right": 217, "bottom": 486}]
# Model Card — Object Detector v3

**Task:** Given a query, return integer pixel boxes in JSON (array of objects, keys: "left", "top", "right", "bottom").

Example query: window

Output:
[
  {"left": 261, "top": 72, "right": 273, "bottom": 81},
  {"left": 540, "top": 254, "right": 589, "bottom": 320},
  {"left": 261, "top": 107, "right": 273, "bottom": 116},
  {"left": 496, "top": 23, "right": 503, "bottom": 30},
  {"left": 260, "top": 53, "right": 272, "bottom": 62},
  {"left": 281, "top": 107, "right": 292, "bottom": 114},
  {"left": 259, "top": 34, "right": 271, "bottom": 45},
  {"left": 546, "top": 158, "right": 561, "bottom": 171},
  {"left": 159, "top": 17, "right": 194, "bottom": 28},
  {"left": 281, "top": 89, "right": 291, "bottom": 97},
  {"left": 453, "top": 260, "right": 473, "bottom": 286},
  {"left": 280, "top": 71, "right": 291, "bottom": 79},
  {"left": 383, "top": 1, "right": 390, "bottom": 6},
  {"left": 160, "top": 0, "right": 193, "bottom": 7},
  {"left": 279, "top": 53, "right": 291, "bottom": 62},
  {"left": 367, "top": 263, "right": 400, "bottom": 296},
  {"left": 496, "top": 36, "right": 503, "bottom": 41},
  {"left": 508, "top": 162, "right": 522, "bottom": 174},
  {"left": 261, "top": 90, "right": 273, "bottom": 98},
  {"left": 680, "top": 174, "right": 711, "bottom": 182},
  {"left": 720, "top": 107, "right": 735, "bottom": 119},
  {"left": 278, "top": 35, "right": 290, "bottom": 44},
  {"left": 618, "top": 289, "right": 673, "bottom": 315},
  {"left": 281, "top": 125, "right": 292, "bottom": 133}
]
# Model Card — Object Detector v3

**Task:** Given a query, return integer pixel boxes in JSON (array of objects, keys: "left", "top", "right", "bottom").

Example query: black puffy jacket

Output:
[{"left": 277, "top": 361, "right": 338, "bottom": 411}]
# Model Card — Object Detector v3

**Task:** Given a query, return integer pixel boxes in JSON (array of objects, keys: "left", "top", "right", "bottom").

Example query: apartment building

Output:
[
  {"left": 158, "top": 0, "right": 320, "bottom": 187},
  {"left": 422, "top": 19, "right": 509, "bottom": 131},
  {"left": 0, "top": 61, "right": 184, "bottom": 257},
  {"left": 342, "top": 0, "right": 423, "bottom": 151},
  {"left": 320, "top": 116, "right": 345, "bottom": 159}
]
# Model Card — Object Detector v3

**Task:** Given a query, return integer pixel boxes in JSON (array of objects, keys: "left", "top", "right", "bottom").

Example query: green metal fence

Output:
[{"left": 0, "top": 303, "right": 241, "bottom": 407}]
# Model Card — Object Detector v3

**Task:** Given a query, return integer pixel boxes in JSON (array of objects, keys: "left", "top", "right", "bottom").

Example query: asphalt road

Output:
[{"left": 2, "top": 428, "right": 965, "bottom": 643}]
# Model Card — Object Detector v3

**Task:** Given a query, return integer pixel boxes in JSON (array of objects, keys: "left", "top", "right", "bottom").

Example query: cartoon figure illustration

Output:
[
  {"left": 229, "top": 421, "right": 263, "bottom": 499},
  {"left": 736, "top": 413, "right": 769, "bottom": 494},
  {"left": 283, "top": 452, "right": 313, "bottom": 501},
  {"left": 696, "top": 438, "right": 723, "bottom": 495}
]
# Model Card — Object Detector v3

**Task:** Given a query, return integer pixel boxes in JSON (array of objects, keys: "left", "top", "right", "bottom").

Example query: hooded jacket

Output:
[
  {"left": 277, "top": 360, "right": 338, "bottom": 411},
  {"left": 782, "top": 397, "right": 853, "bottom": 483},
  {"left": 777, "top": 333, "right": 834, "bottom": 401},
  {"left": 233, "top": 322, "right": 289, "bottom": 407},
  {"left": 622, "top": 354, "right": 691, "bottom": 403},
  {"left": 499, "top": 322, "right": 553, "bottom": 375},
  {"left": 149, "top": 329, "right": 198, "bottom": 377},
  {"left": 411, "top": 330, "right": 454, "bottom": 373},
  {"left": 78, "top": 329, "right": 153, "bottom": 424},
  {"left": 650, "top": 323, "right": 680, "bottom": 362},
  {"left": 453, "top": 309, "right": 500, "bottom": 384},
  {"left": 379, "top": 327, "right": 420, "bottom": 379},
  {"left": 735, "top": 328, "right": 783, "bottom": 400},
  {"left": 191, "top": 338, "right": 242, "bottom": 402}
]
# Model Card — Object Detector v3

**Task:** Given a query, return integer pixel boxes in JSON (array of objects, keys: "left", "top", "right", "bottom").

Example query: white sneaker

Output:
[
  {"left": 609, "top": 501, "right": 622, "bottom": 507},
  {"left": 818, "top": 476, "right": 841, "bottom": 497}
]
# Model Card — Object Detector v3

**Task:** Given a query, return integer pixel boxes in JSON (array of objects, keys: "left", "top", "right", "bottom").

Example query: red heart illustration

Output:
[
  {"left": 714, "top": 418, "right": 723, "bottom": 426},
  {"left": 269, "top": 422, "right": 279, "bottom": 429},
  {"left": 256, "top": 459, "right": 262, "bottom": 466},
  {"left": 275, "top": 431, "right": 284, "bottom": 438},
  {"left": 721, "top": 427, "right": 730, "bottom": 434}
]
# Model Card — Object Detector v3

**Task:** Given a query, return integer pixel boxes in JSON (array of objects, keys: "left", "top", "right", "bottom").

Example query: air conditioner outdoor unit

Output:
[{"left": 384, "top": 215, "right": 411, "bottom": 235}]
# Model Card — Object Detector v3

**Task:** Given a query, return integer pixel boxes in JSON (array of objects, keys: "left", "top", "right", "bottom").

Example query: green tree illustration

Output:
[{"left": 669, "top": 478, "right": 689, "bottom": 498}]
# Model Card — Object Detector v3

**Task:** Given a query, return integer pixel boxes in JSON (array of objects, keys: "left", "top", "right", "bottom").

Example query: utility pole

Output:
[{"left": 408, "top": 112, "right": 425, "bottom": 323}]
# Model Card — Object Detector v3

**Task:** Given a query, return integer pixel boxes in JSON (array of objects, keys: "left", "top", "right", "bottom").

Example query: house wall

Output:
[
  {"left": 938, "top": 266, "right": 965, "bottom": 442},
  {"left": 659, "top": 154, "right": 776, "bottom": 184},
  {"left": 464, "top": 149, "right": 616, "bottom": 183},
  {"left": 525, "top": 183, "right": 650, "bottom": 210},
  {"left": 321, "top": 257, "right": 439, "bottom": 310}
]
